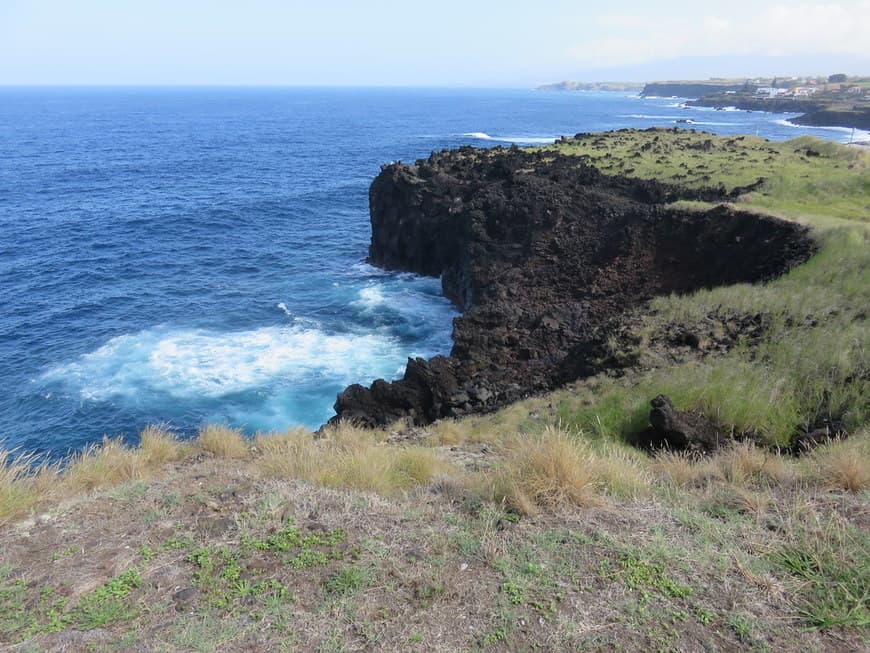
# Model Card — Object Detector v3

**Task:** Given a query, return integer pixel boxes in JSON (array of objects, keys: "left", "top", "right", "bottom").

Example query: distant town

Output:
[{"left": 702, "top": 74, "right": 870, "bottom": 100}]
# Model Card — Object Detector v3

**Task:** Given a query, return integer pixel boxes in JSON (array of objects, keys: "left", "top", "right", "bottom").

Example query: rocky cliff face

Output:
[
  {"left": 687, "top": 95, "right": 824, "bottom": 113},
  {"left": 790, "top": 108, "right": 870, "bottom": 131},
  {"left": 332, "top": 146, "right": 815, "bottom": 427},
  {"left": 688, "top": 95, "right": 870, "bottom": 131}
]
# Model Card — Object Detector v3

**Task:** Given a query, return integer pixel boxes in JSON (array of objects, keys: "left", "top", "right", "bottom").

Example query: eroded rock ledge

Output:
[{"left": 332, "top": 145, "right": 815, "bottom": 427}]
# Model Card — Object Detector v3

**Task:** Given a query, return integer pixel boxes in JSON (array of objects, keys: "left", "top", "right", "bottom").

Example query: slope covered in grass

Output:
[{"left": 536, "top": 130, "right": 869, "bottom": 446}]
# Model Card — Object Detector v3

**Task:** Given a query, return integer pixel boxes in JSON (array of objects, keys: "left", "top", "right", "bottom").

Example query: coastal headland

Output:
[{"left": 334, "top": 134, "right": 814, "bottom": 428}]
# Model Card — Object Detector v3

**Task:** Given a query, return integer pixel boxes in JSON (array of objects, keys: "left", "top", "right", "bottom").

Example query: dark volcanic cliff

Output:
[
  {"left": 332, "top": 146, "right": 815, "bottom": 427},
  {"left": 688, "top": 95, "right": 870, "bottom": 131}
]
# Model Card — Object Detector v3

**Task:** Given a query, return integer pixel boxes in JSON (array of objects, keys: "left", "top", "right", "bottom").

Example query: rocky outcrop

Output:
[
  {"left": 332, "top": 145, "right": 816, "bottom": 427},
  {"left": 688, "top": 94, "right": 870, "bottom": 131},
  {"left": 629, "top": 395, "right": 735, "bottom": 453},
  {"left": 687, "top": 95, "right": 824, "bottom": 113},
  {"left": 789, "top": 108, "right": 870, "bottom": 131}
]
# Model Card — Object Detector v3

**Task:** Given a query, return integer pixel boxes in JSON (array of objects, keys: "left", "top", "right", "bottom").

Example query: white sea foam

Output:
[
  {"left": 621, "top": 114, "right": 683, "bottom": 120},
  {"left": 772, "top": 119, "right": 870, "bottom": 141},
  {"left": 43, "top": 325, "right": 403, "bottom": 400},
  {"left": 678, "top": 120, "right": 733, "bottom": 126},
  {"left": 462, "top": 132, "right": 557, "bottom": 145},
  {"left": 277, "top": 302, "right": 292, "bottom": 317},
  {"left": 356, "top": 285, "right": 387, "bottom": 309}
]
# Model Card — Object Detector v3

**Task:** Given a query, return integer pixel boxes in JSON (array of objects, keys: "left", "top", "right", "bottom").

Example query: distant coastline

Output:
[
  {"left": 540, "top": 75, "right": 870, "bottom": 132},
  {"left": 646, "top": 77, "right": 870, "bottom": 132}
]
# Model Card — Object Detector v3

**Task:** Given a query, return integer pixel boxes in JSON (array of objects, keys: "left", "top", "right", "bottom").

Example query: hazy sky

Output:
[{"left": 2, "top": 0, "right": 869, "bottom": 85}]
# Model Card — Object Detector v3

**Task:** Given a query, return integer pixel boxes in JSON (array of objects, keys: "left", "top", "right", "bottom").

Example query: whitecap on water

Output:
[
  {"left": 355, "top": 285, "right": 387, "bottom": 310},
  {"left": 772, "top": 119, "right": 870, "bottom": 141},
  {"left": 462, "top": 132, "right": 557, "bottom": 145},
  {"left": 42, "top": 325, "right": 405, "bottom": 401}
]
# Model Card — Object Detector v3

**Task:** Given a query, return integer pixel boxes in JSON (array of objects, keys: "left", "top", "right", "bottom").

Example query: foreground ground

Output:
[
  {"left": 1, "top": 130, "right": 868, "bottom": 651},
  {"left": 0, "top": 426, "right": 867, "bottom": 652}
]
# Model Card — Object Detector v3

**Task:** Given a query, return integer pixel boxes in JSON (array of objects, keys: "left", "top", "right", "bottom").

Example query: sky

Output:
[{"left": 2, "top": 0, "right": 869, "bottom": 86}]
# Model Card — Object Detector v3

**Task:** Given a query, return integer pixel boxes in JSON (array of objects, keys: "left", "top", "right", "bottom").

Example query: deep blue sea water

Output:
[{"left": 1, "top": 87, "right": 864, "bottom": 454}]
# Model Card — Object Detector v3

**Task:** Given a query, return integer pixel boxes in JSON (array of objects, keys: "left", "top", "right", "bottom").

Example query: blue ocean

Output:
[{"left": 0, "top": 87, "right": 862, "bottom": 454}]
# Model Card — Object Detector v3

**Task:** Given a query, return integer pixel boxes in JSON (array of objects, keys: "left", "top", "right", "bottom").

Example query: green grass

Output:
[
  {"left": 72, "top": 568, "right": 142, "bottom": 629},
  {"left": 0, "top": 567, "right": 143, "bottom": 640},
  {"left": 547, "top": 130, "right": 870, "bottom": 222},
  {"left": 771, "top": 520, "right": 870, "bottom": 629},
  {"left": 601, "top": 554, "right": 694, "bottom": 603},
  {"left": 324, "top": 565, "right": 372, "bottom": 596},
  {"left": 529, "top": 130, "right": 870, "bottom": 447},
  {"left": 167, "top": 518, "right": 350, "bottom": 610},
  {"left": 0, "top": 579, "right": 68, "bottom": 641}
]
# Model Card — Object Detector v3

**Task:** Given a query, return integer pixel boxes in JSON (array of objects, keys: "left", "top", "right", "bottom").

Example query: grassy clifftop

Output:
[{"left": 1, "top": 130, "right": 868, "bottom": 652}]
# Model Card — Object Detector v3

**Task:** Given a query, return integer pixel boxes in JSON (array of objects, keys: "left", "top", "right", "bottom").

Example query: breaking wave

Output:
[
  {"left": 772, "top": 119, "right": 870, "bottom": 141},
  {"left": 43, "top": 325, "right": 406, "bottom": 402},
  {"left": 462, "top": 132, "right": 557, "bottom": 144}
]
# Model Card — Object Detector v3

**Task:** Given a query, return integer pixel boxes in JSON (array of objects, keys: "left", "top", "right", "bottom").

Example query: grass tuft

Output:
[
  {"left": 771, "top": 513, "right": 870, "bottom": 629},
  {"left": 716, "top": 442, "right": 794, "bottom": 486},
  {"left": 139, "top": 425, "right": 188, "bottom": 465},
  {"left": 197, "top": 425, "right": 249, "bottom": 459},
  {"left": 254, "top": 423, "right": 455, "bottom": 495},
  {"left": 0, "top": 450, "right": 58, "bottom": 523},
  {"left": 482, "top": 426, "right": 600, "bottom": 513},
  {"left": 63, "top": 437, "right": 143, "bottom": 491},
  {"left": 806, "top": 431, "right": 870, "bottom": 492},
  {"left": 652, "top": 451, "right": 717, "bottom": 488}
]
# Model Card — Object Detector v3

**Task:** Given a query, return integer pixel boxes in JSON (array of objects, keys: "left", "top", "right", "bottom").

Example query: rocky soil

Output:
[{"left": 333, "top": 146, "right": 816, "bottom": 427}]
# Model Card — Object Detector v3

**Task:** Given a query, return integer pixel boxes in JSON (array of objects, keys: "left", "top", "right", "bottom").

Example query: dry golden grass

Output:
[
  {"left": 197, "top": 424, "right": 249, "bottom": 459},
  {"left": 429, "top": 419, "right": 465, "bottom": 446},
  {"left": 1, "top": 418, "right": 866, "bottom": 531},
  {"left": 594, "top": 443, "right": 653, "bottom": 498},
  {"left": 0, "top": 450, "right": 58, "bottom": 522},
  {"left": 482, "top": 426, "right": 601, "bottom": 514},
  {"left": 139, "top": 425, "right": 188, "bottom": 465},
  {"left": 62, "top": 437, "right": 144, "bottom": 491},
  {"left": 1, "top": 427, "right": 189, "bottom": 522},
  {"left": 716, "top": 442, "right": 795, "bottom": 486},
  {"left": 391, "top": 447, "right": 451, "bottom": 487},
  {"left": 253, "top": 427, "right": 317, "bottom": 478},
  {"left": 254, "top": 422, "right": 455, "bottom": 495},
  {"left": 727, "top": 486, "right": 772, "bottom": 517},
  {"left": 652, "top": 451, "right": 718, "bottom": 487},
  {"left": 807, "top": 432, "right": 870, "bottom": 492},
  {"left": 653, "top": 443, "right": 796, "bottom": 490},
  {"left": 319, "top": 444, "right": 394, "bottom": 494}
]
